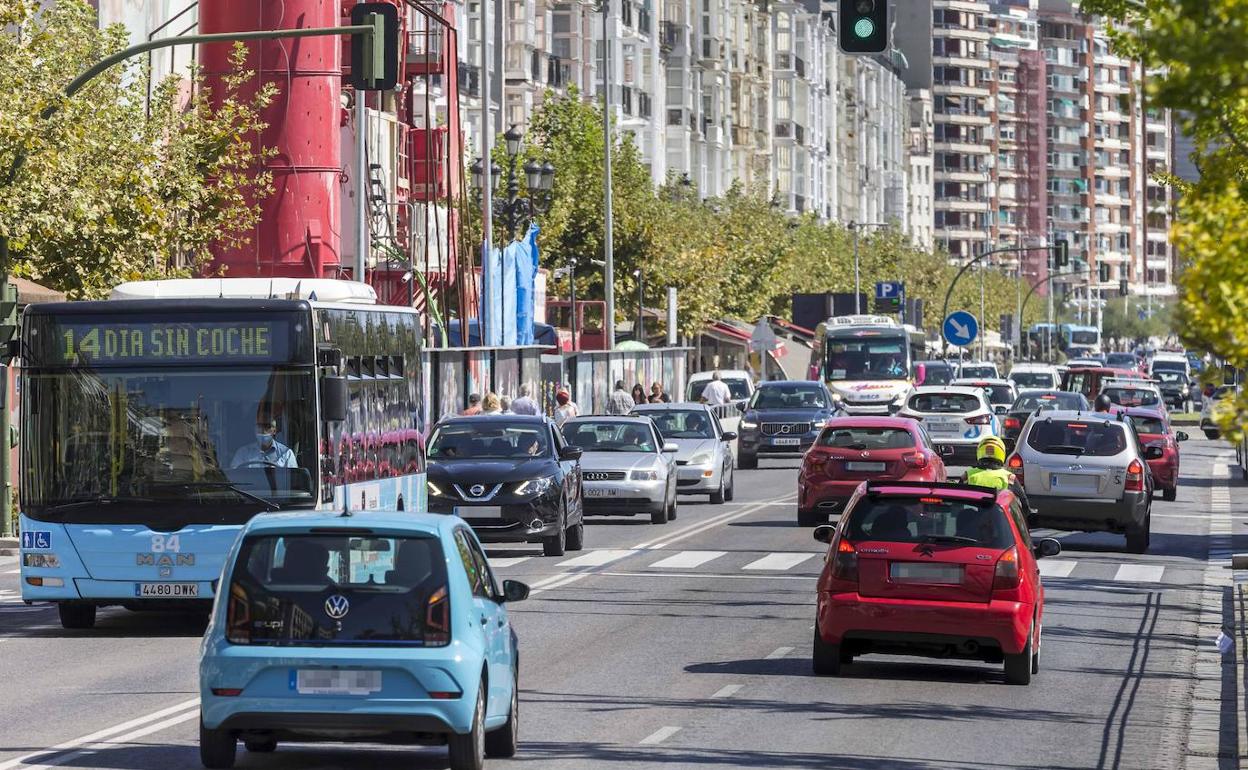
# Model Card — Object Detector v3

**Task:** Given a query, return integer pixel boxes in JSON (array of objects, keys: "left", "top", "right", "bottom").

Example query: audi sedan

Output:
[
  {"left": 631, "top": 403, "right": 737, "bottom": 503},
  {"left": 561, "top": 416, "right": 679, "bottom": 524},
  {"left": 737, "top": 380, "right": 842, "bottom": 469},
  {"left": 426, "top": 416, "right": 585, "bottom": 557}
]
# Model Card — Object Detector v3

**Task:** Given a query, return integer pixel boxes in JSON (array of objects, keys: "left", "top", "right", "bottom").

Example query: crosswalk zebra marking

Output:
[
  {"left": 556, "top": 549, "right": 637, "bottom": 568},
  {"left": 743, "top": 553, "right": 816, "bottom": 571},
  {"left": 647, "top": 551, "right": 727, "bottom": 569},
  {"left": 1038, "top": 559, "right": 1078, "bottom": 578},
  {"left": 1113, "top": 564, "right": 1166, "bottom": 583},
  {"left": 488, "top": 557, "right": 532, "bottom": 568}
]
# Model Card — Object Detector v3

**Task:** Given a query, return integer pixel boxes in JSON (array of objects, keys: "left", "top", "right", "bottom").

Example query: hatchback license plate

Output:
[
  {"left": 135, "top": 582, "right": 198, "bottom": 598},
  {"left": 294, "top": 669, "right": 381, "bottom": 695},
  {"left": 771, "top": 437, "right": 801, "bottom": 446},
  {"left": 585, "top": 488, "right": 617, "bottom": 497},
  {"left": 845, "top": 461, "right": 886, "bottom": 472},
  {"left": 926, "top": 421, "right": 958, "bottom": 435},
  {"left": 890, "top": 563, "right": 963, "bottom": 584}
]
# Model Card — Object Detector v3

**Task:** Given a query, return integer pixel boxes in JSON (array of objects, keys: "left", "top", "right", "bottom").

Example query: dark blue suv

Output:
[{"left": 737, "top": 381, "right": 842, "bottom": 468}]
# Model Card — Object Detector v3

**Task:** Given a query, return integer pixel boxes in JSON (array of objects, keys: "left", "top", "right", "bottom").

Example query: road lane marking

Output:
[
  {"left": 527, "top": 573, "right": 572, "bottom": 589},
  {"left": 639, "top": 726, "right": 682, "bottom": 745},
  {"left": 3, "top": 568, "right": 18, "bottom": 574},
  {"left": 647, "top": 550, "right": 726, "bottom": 569},
  {"left": 22, "top": 708, "right": 203, "bottom": 770},
  {"left": 0, "top": 698, "right": 200, "bottom": 770},
  {"left": 556, "top": 549, "right": 637, "bottom": 568},
  {"left": 764, "top": 646, "right": 793, "bottom": 659},
  {"left": 488, "top": 557, "right": 532, "bottom": 568},
  {"left": 598, "top": 570, "right": 817, "bottom": 581},
  {"left": 1038, "top": 559, "right": 1078, "bottom": 578},
  {"left": 529, "top": 573, "right": 588, "bottom": 596},
  {"left": 1112, "top": 564, "right": 1165, "bottom": 583},
  {"left": 743, "top": 553, "right": 816, "bottom": 571},
  {"left": 632, "top": 493, "right": 798, "bottom": 550},
  {"left": 710, "top": 684, "right": 742, "bottom": 699}
]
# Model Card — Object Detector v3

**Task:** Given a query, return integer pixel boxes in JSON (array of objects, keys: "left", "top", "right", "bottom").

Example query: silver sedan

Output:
[
  {"left": 561, "top": 416, "right": 679, "bottom": 524},
  {"left": 631, "top": 402, "right": 736, "bottom": 503}
]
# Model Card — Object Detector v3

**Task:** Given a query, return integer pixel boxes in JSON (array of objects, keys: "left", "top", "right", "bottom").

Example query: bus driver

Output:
[{"left": 232, "top": 416, "right": 297, "bottom": 468}]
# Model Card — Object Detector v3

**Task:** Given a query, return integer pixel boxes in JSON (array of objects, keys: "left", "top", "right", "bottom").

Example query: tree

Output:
[{"left": 0, "top": 0, "right": 274, "bottom": 298}]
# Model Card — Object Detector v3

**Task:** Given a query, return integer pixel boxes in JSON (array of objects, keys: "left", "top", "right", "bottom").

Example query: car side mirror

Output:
[
  {"left": 994, "top": 405, "right": 1008, "bottom": 415},
  {"left": 735, "top": 399, "right": 748, "bottom": 412},
  {"left": 1144, "top": 445, "right": 1165, "bottom": 460},
  {"left": 939, "top": 444, "right": 956, "bottom": 456},
  {"left": 813, "top": 525, "right": 835, "bottom": 544},
  {"left": 1034, "top": 538, "right": 1061, "bottom": 559},
  {"left": 721, "top": 431, "right": 737, "bottom": 441},
  {"left": 662, "top": 442, "right": 679, "bottom": 453},
  {"left": 500, "top": 579, "right": 530, "bottom": 603},
  {"left": 320, "top": 375, "right": 348, "bottom": 422},
  {"left": 560, "top": 445, "right": 583, "bottom": 461}
]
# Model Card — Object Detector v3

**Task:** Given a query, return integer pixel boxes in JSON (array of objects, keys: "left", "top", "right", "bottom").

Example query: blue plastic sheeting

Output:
[
  {"left": 480, "top": 225, "right": 540, "bottom": 347},
  {"left": 480, "top": 242, "right": 503, "bottom": 346},
  {"left": 502, "top": 241, "right": 517, "bottom": 344},
  {"left": 515, "top": 224, "right": 540, "bottom": 345},
  {"left": 432, "top": 321, "right": 558, "bottom": 349}
]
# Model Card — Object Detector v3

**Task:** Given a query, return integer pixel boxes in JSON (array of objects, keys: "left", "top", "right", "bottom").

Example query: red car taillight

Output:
[
  {"left": 993, "top": 547, "right": 1021, "bottom": 591},
  {"left": 1004, "top": 417, "right": 1021, "bottom": 431},
  {"left": 1125, "top": 459, "right": 1145, "bottom": 492},
  {"left": 903, "top": 452, "right": 928, "bottom": 469},
  {"left": 830, "top": 539, "right": 859, "bottom": 583},
  {"left": 966, "top": 414, "right": 992, "bottom": 425},
  {"left": 426, "top": 585, "right": 450, "bottom": 644},
  {"left": 1007, "top": 454, "right": 1023, "bottom": 482}
]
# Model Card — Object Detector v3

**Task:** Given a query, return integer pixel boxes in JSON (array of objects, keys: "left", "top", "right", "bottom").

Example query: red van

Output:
[{"left": 1060, "top": 367, "right": 1143, "bottom": 400}]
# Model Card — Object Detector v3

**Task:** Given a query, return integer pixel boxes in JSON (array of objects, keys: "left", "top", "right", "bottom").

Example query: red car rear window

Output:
[
  {"left": 818, "top": 427, "right": 915, "bottom": 450},
  {"left": 844, "top": 497, "right": 1014, "bottom": 549}
]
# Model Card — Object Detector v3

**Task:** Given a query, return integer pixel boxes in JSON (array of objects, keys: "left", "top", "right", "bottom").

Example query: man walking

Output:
[
  {"left": 607, "top": 380, "right": 636, "bottom": 415},
  {"left": 700, "top": 371, "right": 733, "bottom": 406},
  {"left": 510, "top": 384, "right": 541, "bottom": 415}
]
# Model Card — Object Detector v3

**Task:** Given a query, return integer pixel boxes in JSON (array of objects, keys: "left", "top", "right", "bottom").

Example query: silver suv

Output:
[{"left": 1011, "top": 410, "right": 1162, "bottom": 553}]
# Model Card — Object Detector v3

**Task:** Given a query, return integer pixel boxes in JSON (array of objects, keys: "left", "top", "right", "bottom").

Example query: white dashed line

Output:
[
  {"left": 639, "top": 726, "right": 682, "bottom": 745},
  {"left": 528, "top": 573, "right": 588, "bottom": 596},
  {"left": 764, "top": 646, "right": 793, "bottom": 660},
  {"left": 710, "top": 684, "right": 742, "bottom": 699}
]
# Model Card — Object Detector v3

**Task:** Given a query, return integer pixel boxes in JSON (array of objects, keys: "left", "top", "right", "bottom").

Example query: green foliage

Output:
[
  {"left": 1080, "top": 0, "right": 1248, "bottom": 440},
  {"left": 1100, "top": 296, "right": 1172, "bottom": 344},
  {"left": 0, "top": 0, "right": 275, "bottom": 298}
]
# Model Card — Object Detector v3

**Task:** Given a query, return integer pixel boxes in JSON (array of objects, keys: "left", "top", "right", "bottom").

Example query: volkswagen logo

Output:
[
  {"left": 470, "top": 484, "right": 486, "bottom": 497},
  {"left": 324, "top": 594, "right": 350, "bottom": 620}
]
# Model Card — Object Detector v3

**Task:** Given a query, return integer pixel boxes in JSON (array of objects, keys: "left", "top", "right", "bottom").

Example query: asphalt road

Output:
[{"left": 0, "top": 438, "right": 1239, "bottom": 770}]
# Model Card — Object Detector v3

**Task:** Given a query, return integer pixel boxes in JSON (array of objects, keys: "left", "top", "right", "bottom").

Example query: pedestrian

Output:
[
  {"left": 607, "top": 379, "right": 636, "bottom": 415},
  {"left": 553, "top": 389, "right": 580, "bottom": 426},
  {"left": 631, "top": 383, "right": 647, "bottom": 405},
  {"left": 499, "top": 395, "right": 514, "bottom": 414},
  {"left": 699, "top": 371, "right": 733, "bottom": 406},
  {"left": 461, "top": 393, "right": 483, "bottom": 416},
  {"left": 482, "top": 392, "right": 502, "bottom": 414},
  {"left": 648, "top": 381, "right": 670, "bottom": 403},
  {"left": 510, "top": 384, "right": 540, "bottom": 415}
]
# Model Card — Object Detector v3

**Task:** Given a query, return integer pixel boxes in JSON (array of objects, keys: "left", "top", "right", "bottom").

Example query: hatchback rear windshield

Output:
[
  {"left": 1026, "top": 420, "right": 1128, "bottom": 457},
  {"left": 958, "top": 383, "right": 1013, "bottom": 405},
  {"left": 1009, "top": 372, "right": 1056, "bottom": 389},
  {"left": 1129, "top": 415, "right": 1166, "bottom": 435},
  {"left": 844, "top": 497, "right": 1014, "bottom": 549},
  {"left": 1102, "top": 387, "right": 1160, "bottom": 407},
  {"left": 1013, "top": 392, "right": 1084, "bottom": 412},
  {"left": 818, "top": 426, "right": 916, "bottom": 450},
  {"left": 226, "top": 534, "right": 450, "bottom": 647},
  {"left": 908, "top": 392, "right": 981, "bottom": 413},
  {"left": 959, "top": 365, "right": 998, "bottom": 379}
]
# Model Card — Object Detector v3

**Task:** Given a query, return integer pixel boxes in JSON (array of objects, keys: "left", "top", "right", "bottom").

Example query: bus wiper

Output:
[
  {"left": 923, "top": 535, "right": 979, "bottom": 546},
  {"left": 150, "top": 481, "right": 280, "bottom": 511},
  {"left": 43, "top": 495, "right": 160, "bottom": 513}
]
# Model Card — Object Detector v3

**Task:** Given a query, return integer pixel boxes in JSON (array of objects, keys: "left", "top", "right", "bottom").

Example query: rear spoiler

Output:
[{"left": 862, "top": 480, "right": 998, "bottom": 504}]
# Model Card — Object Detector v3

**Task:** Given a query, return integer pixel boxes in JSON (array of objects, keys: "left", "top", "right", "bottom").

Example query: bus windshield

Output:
[
  {"left": 825, "top": 336, "right": 910, "bottom": 381},
  {"left": 1068, "top": 329, "right": 1099, "bottom": 346},
  {"left": 23, "top": 367, "right": 318, "bottom": 526}
]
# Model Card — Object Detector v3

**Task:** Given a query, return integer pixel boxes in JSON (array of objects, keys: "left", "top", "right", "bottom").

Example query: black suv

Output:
[{"left": 737, "top": 381, "right": 842, "bottom": 468}]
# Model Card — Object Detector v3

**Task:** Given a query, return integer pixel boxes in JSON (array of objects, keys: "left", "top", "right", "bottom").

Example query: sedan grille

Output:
[
  {"left": 583, "top": 471, "right": 626, "bottom": 481},
  {"left": 761, "top": 422, "right": 812, "bottom": 436}
]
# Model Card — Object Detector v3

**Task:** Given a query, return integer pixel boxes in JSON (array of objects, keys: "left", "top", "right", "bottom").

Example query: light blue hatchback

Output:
[{"left": 198, "top": 510, "right": 529, "bottom": 770}]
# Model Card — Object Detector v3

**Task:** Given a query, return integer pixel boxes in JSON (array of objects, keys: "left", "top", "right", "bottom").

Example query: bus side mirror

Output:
[
  {"left": 915, "top": 363, "right": 926, "bottom": 386},
  {"left": 321, "top": 376, "right": 348, "bottom": 422}
]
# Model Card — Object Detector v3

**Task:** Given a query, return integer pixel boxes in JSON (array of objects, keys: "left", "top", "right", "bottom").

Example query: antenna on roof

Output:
[
  {"left": 268, "top": 279, "right": 275, "bottom": 299},
  {"left": 218, "top": 279, "right": 225, "bottom": 299}
]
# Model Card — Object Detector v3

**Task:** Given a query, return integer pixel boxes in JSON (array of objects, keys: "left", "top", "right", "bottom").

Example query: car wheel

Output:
[
  {"left": 1125, "top": 512, "right": 1150, "bottom": 554},
  {"left": 797, "top": 508, "right": 825, "bottom": 526},
  {"left": 651, "top": 497, "right": 669, "bottom": 525},
  {"left": 565, "top": 517, "right": 585, "bottom": 552},
  {"left": 1004, "top": 623, "right": 1034, "bottom": 685},
  {"left": 1031, "top": 621, "right": 1041, "bottom": 676},
  {"left": 710, "top": 473, "right": 726, "bottom": 505},
  {"left": 199, "top": 719, "right": 237, "bottom": 769},
  {"left": 244, "top": 739, "right": 277, "bottom": 753},
  {"left": 1205, "top": 429, "right": 1221, "bottom": 440},
  {"left": 542, "top": 513, "right": 567, "bottom": 557},
  {"left": 58, "top": 602, "right": 96, "bottom": 630},
  {"left": 812, "top": 626, "right": 843, "bottom": 676},
  {"left": 1162, "top": 487, "right": 1177, "bottom": 502},
  {"left": 739, "top": 452, "right": 758, "bottom": 470},
  {"left": 725, "top": 468, "right": 735, "bottom": 501},
  {"left": 668, "top": 490, "right": 678, "bottom": 521},
  {"left": 484, "top": 671, "right": 519, "bottom": 758},
  {"left": 448, "top": 683, "right": 486, "bottom": 770}
]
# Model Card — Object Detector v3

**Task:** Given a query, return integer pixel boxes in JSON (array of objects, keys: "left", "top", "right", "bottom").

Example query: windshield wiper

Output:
[
  {"left": 1043, "top": 444, "right": 1087, "bottom": 456},
  {"left": 43, "top": 495, "right": 160, "bottom": 514},
  {"left": 922, "top": 535, "right": 979, "bottom": 546},
  {"left": 150, "top": 481, "right": 281, "bottom": 510}
]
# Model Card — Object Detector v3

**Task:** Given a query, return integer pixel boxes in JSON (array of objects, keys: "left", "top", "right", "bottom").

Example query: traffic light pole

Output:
[
  {"left": 940, "top": 244, "right": 1052, "bottom": 356},
  {"left": 0, "top": 20, "right": 384, "bottom": 538}
]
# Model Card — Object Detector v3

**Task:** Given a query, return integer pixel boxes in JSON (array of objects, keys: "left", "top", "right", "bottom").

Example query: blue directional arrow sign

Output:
[{"left": 943, "top": 310, "right": 979, "bottom": 347}]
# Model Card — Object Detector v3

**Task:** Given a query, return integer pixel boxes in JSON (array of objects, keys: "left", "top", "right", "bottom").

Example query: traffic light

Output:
[
  {"left": 1098, "top": 262, "right": 1111, "bottom": 283},
  {"left": 1119, "top": 278, "right": 1129, "bottom": 296},
  {"left": 839, "top": 0, "right": 888, "bottom": 54},
  {"left": 349, "top": 2, "right": 400, "bottom": 91},
  {"left": 1053, "top": 239, "right": 1069, "bottom": 268}
]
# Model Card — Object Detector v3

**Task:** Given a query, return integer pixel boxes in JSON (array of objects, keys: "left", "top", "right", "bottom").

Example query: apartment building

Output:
[{"left": 908, "top": 89, "right": 935, "bottom": 251}]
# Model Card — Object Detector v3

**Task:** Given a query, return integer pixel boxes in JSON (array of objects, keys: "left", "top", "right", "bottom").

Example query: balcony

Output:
[
  {"left": 638, "top": 7, "right": 651, "bottom": 36},
  {"left": 661, "top": 21, "right": 685, "bottom": 53},
  {"left": 459, "top": 62, "right": 481, "bottom": 98},
  {"left": 701, "top": 37, "right": 721, "bottom": 63},
  {"left": 547, "top": 56, "right": 565, "bottom": 88}
]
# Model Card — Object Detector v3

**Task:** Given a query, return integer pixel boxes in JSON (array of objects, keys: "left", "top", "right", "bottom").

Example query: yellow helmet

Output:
[{"left": 977, "top": 436, "right": 1007, "bottom": 464}]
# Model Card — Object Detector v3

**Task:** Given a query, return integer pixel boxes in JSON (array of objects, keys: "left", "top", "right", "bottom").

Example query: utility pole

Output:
[
  {"left": 355, "top": 93, "right": 369, "bottom": 282},
  {"left": 601, "top": 0, "right": 616, "bottom": 349},
  {"left": 852, "top": 222, "right": 861, "bottom": 314},
  {"left": 480, "top": 0, "right": 493, "bottom": 346}
]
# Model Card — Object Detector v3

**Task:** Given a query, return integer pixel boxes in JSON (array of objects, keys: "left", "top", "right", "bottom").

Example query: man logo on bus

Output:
[{"left": 325, "top": 594, "right": 351, "bottom": 620}]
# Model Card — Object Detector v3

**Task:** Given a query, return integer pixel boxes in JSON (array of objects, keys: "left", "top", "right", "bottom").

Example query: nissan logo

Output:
[{"left": 470, "top": 484, "right": 486, "bottom": 497}]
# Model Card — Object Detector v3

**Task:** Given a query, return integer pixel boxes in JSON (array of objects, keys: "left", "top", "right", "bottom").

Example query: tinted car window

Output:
[
  {"left": 640, "top": 410, "right": 716, "bottom": 439},
  {"left": 1026, "top": 420, "right": 1127, "bottom": 457},
  {"left": 818, "top": 426, "right": 916, "bottom": 450},
  {"left": 1129, "top": 415, "right": 1166, "bottom": 435},
  {"left": 844, "top": 497, "right": 1014, "bottom": 549},
  {"left": 429, "top": 423, "right": 548, "bottom": 459},
  {"left": 960, "top": 365, "right": 998, "bottom": 379},
  {"left": 749, "top": 385, "right": 828, "bottom": 410},
  {"left": 908, "top": 392, "right": 981, "bottom": 413},
  {"left": 226, "top": 534, "right": 449, "bottom": 647},
  {"left": 918, "top": 363, "right": 953, "bottom": 386},
  {"left": 562, "top": 421, "right": 657, "bottom": 452},
  {"left": 1010, "top": 372, "right": 1056, "bottom": 389},
  {"left": 1013, "top": 392, "right": 1084, "bottom": 411},
  {"left": 1153, "top": 371, "right": 1186, "bottom": 385},
  {"left": 1102, "top": 387, "right": 1160, "bottom": 407}
]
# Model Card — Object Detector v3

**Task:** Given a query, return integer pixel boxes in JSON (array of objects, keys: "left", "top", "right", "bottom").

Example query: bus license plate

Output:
[{"left": 135, "top": 582, "right": 199, "bottom": 598}]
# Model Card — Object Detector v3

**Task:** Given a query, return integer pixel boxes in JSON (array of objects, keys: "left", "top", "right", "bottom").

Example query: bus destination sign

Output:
[{"left": 44, "top": 319, "right": 294, "bottom": 364}]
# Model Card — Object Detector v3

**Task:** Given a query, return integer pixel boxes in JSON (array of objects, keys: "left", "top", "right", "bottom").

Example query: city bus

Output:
[
  {"left": 17, "top": 278, "right": 426, "bottom": 629},
  {"left": 1059, "top": 323, "right": 1100, "bottom": 355},
  {"left": 809, "top": 315, "right": 926, "bottom": 415}
]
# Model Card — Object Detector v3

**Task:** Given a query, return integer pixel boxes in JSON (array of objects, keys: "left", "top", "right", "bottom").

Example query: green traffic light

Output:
[{"left": 854, "top": 17, "right": 875, "bottom": 38}]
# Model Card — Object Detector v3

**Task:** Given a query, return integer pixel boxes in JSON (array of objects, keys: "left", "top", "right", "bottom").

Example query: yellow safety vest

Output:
[{"left": 964, "top": 467, "right": 1013, "bottom": 491}]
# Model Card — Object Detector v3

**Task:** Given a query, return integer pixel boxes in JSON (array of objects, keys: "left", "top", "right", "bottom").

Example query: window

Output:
[
  {"left": 844, "top": 497, "right": 1015, "bottom": 549},
  {"left": 454, "top": 529, "right": 497, "bottom": 598}
]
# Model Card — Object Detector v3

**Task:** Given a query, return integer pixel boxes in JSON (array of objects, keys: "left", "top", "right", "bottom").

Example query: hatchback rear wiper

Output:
[
  {"left": 922, "top": 535, "right": 979, "bottom": 546},
  {"left": 1043, "top": 444, "right": 1087, "bottom": 455},
  {"left": 150, "top": 481, "right": 280, "bottom": 510}
]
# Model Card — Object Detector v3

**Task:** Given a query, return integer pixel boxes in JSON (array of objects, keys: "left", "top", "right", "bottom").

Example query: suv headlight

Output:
[
  {"left": 631, "top": 469, "right": 660, "bottom": 481},
  {"left": 514, "top": 476, "right": 557, "bottom": 496},
  {"left": 23, "top": 553, "right": 61, "bottom": 568},
  {"left": 427, "top": 480, "right": 449, "bottom": 497},
  {"left": 740, "top": 419, "right": 758, "bottom": 430}
]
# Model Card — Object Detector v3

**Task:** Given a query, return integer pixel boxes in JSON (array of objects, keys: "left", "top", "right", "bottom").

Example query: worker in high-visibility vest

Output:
[{"left": 962, "top": 436, "right": 1014, "bottom": 491}]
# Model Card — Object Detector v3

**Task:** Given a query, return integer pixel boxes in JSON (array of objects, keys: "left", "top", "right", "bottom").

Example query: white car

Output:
[
  {"left": 1202, "top": 385, "right": 1237, "bottom": 440},
  {"left": 896, "top": 385, "right": 1001, "bottom": 464},
  {"left": 687, "top": 369, "right": 755, "bottom": 405},
  {"left": 561, "top": 416, "right": 679, "bottom": 524},
  {"left": 1008, "top": 363, "right": 1061, "bottom": 391},
  {"left": 951, "top": 378, "right": 1018, "bottom": 415},
  {"left": 1067, "top": 357, "right": 1105, "bottom": 368},
  {"left": 956, "top": 361, "right": 1000, "bottom": 379},
  {"left": 631, "top": 403, "right": 737, "bottom": 503}
]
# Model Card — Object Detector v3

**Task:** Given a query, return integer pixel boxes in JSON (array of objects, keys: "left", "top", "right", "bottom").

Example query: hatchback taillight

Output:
[
  {"left": 1125, "top": 459, "right": 1145, "bottom": 492},
  {"left": 1006, "top": 453, "right": 1023, "bottom": 483},
  {"left": 903, "top": 452, "right": 928, "bottom": 469},
  {"left": 426, "top": 585, "right": 450, "bottom": 644},
  {"left": 993, "top": 547, "right": 1020, "bottom": 591},
  {"left": 830, "top": 539, "right": 859, "bottom": 583},
  {"left": 966, "top": 414, "right": 992, "bottom": 425}
]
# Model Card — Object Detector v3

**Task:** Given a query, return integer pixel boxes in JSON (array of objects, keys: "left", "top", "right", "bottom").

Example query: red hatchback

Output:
[
  {"left": 811, "top": 481, "right": 1061, "bottom": 685},
  {"left": 1120, "top": 407, "right": 1188, "bottom": 501},
  {"left": 798, "top": 418, "right": 948, "bottom": 526}
]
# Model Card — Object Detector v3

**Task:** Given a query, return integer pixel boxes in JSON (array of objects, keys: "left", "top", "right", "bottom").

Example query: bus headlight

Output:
[{"left": 23, "top": 553, "right": 61, "bottom": 569}]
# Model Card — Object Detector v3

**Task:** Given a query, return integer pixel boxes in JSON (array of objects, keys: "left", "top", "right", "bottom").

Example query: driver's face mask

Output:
[{"left": 257, "top": 427, "right": 276, "bottom": 448}]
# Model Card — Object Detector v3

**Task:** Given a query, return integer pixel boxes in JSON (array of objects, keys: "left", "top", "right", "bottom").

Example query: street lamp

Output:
[{"left": 469, "top": 124, "right": 555, "bottom": 240}]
